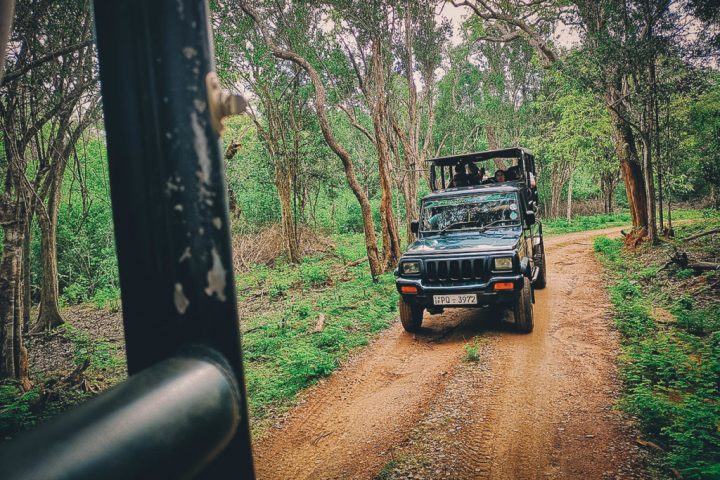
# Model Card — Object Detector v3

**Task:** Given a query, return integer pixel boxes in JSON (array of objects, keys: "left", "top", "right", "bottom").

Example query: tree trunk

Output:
[
  {"left": 33, "top": 158, "right": 67, "bottom": 332},
  {"left": 550, "top": 160, "right": 570, "bottom": 218},
  {"left": 371, "top": 41, "right": 402, "bottom": 271},
  {"left": 402, "top": 10, "right": 420, "bottom": 244},
  {"left": 21, "top": 222, "right": 31, "bottom": 332},
  {"left": 600, "top": 171, "right": 617, "bottom": 214},
  {"left": 0, "top": 219, "right": 31, "bottom": 388},
  {"left": 485, "top": 125, "right": 506, "bottom": 171},
  {"left": 275, "top": 164, "right": 301, "bottom": 264},
  {"left": 566, "top": 169, "right": 573, "bottom": 221},
  {"left": 640, "top": 132, "right": 658, "bottom": 244},
  {"left": 0, "top": 222, "right": 21, "bottom": 379},
  {"left": 605, "top": 87, "right": 648, "bottom": 230}
]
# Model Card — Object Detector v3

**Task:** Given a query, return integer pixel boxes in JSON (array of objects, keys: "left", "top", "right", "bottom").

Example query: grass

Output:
[
  {"left": 463, "top": 338, "right": 484, "bottom": 362},
  {"left": 594, "top": 219, "right": 720, "bottom": 479},
  {"left": 543, "top": 208, "right": 716, "bottom": 236},
  {"left": 234, "top": 233, "right": 399, "bottom": 427},
  {"left": 544, "top": 212, "right": 633, "bottom": 235}
]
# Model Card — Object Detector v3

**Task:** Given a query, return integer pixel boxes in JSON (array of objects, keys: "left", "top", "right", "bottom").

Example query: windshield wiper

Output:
[
  {"left": 476, "top": 219, "right": 520, "bottom": 233},
  {"left": 437, "top": 220, "right": 477, "bottom": 235}
]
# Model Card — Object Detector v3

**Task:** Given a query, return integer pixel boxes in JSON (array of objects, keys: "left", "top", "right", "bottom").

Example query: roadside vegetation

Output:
[
  {"left": 1, "top": 233, "right": 399, "bottom": 439},
  {"left": 235, "top": 234, "right": 398, "bottom": 426},
  {"left": 543, "top": 209, "right": 708, "bottom": 236},
  {"left": 594, "top": 214, "right": 720, "bottom": 479}
]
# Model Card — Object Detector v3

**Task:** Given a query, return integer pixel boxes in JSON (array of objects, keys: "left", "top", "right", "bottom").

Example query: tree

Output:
[
  {"left": 238, "top": 0, "right": 384, "bottom": 278},
  {"left": 214, "top": 9, "right": 319, "bottom": 264},
  {"left": 0, "top": 0, "right": 99, "bottom": 383},
  {"left": 450, "top": 0, "right": 653, "bottom": 239},
  {"left": 531, "top": 68, "right": 616, "bottom": 218},
  {"left": 390, "top": 0, "right": 449, "bottom": 242}
]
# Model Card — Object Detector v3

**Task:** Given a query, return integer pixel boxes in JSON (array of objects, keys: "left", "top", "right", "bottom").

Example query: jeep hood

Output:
[{"left": 405, "top": 232, "right": 521, "bottom": 255}]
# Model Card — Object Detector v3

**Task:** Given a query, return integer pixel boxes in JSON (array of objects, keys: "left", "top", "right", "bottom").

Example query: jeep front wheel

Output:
[
  {"left": 512, "top": 277, "right": 534, "bottom": 333},
  {"left": 399, "top": 296, "right": 424, "bottom": 332}
]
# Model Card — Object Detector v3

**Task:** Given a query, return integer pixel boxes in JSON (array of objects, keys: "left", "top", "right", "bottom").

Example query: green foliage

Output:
[
  {"left": 0, "top": 384, "right": 41, "bottom": 434},
  {"left": 299, "top": 260, "right": 330, "bottom": 288},
  {"left": 240, "top": 236, "right": 399, "bottom": 421},
  {"left": 92, "top": 287, "right": 121, "bottom": 311},
  {"left": 672, "top": 305, "right": 720, "bottom": 337},
  {"left": 60, "top": 324, "right": 123, "bottom": 371},
  {"left": 464, "top": 338, "right": 483, "bottom": 362},
  {"left": 593, "top": 236, "right": 622, "bottom": 262},
  {"left": 674, "top": 268, "right": 695, "bottom": 280},
  {"left": 545, "top": 212, "right": 632, "bottom": 235},
  {"left": 595, "top": 231, "right": 720, "bottom": 478}
]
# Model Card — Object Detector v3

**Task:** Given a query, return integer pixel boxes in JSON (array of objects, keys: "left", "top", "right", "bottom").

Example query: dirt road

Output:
[{"left": 252, "top": 227, "right": 653, "bottom": 479}]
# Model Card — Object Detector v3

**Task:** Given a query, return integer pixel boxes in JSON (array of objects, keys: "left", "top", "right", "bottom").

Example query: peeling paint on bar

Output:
[
  {"left": 173, "top": 283, "right": 189, "bottom": 314},
  {"left": 204, "top": 248, "right": 227, "bottom": 302}
]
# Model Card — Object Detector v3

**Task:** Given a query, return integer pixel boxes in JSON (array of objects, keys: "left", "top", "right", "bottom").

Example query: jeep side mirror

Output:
[
  {"left": 525, "top": 211, "right": 536, "bottom": 225},
  {"left": 410, "top": 220, "right": 419, "bottom": 234}
]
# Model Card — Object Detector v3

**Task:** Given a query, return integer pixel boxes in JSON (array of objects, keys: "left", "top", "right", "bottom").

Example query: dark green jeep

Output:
[{"left": 395, "top": 148, "right": 546, "bottom": 333}]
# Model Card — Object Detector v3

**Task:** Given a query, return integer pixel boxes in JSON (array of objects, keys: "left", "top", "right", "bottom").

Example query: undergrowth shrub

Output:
[
  {"left": 0, "top": 384, "right": 41, "bottom": 434},
  {"left": 300, "top": 260, "right": 330, "bottom": 288},
  {"left": 594, "top": 234, "right": 720, "bottom": 479}
]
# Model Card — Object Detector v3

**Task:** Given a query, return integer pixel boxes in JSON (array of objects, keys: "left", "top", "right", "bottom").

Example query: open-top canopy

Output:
[{"left": 426, "top": 147, "right": 534, "bottom": 167}]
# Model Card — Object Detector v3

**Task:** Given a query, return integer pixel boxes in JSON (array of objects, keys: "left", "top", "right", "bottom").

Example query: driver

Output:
[{"left": 427, "top": 207, "right": 444, "bottom": 230}]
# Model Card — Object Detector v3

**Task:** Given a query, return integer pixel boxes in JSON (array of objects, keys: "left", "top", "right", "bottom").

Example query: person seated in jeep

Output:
[
  {"left": 448, "top": 164, "right": 468, "bottom": 187},
  {"left": 483, "top": 169, "right": 506, "bottom": 184},
  {"left": 467, "top": 163, "right": 484, "bottom": 186},
  {"left": 506, "top": 165, "right": 521, "bottom": 181}
]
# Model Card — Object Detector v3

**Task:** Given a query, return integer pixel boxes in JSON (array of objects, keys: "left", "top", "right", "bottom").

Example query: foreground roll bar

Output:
[
  {"left": 0, "top": 0, "right": 255, "bottom": 477},
  {"left": 0, "top": 347, "right": 241, "bottom": 479}
]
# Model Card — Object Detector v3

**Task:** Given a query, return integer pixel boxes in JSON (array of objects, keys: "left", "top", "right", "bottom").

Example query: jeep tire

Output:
[
  {"left": 512, "top": 277, "right": 534, "bottom": 333},
  {"left": 399, "top": 296, "right": 424, "bottom": 332}
]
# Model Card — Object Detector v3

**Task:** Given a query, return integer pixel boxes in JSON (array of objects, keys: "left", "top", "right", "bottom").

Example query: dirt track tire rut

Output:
[{"left": 252, "top": 227, "right": 656, "bottom": 480}]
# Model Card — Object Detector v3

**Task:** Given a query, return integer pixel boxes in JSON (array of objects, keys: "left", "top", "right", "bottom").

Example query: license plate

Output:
[{"left": 433, "top": 294, "right": 477, "bottom": 306}]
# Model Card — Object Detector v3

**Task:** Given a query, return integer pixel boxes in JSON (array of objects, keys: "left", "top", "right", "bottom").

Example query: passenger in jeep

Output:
[
  {"left": 483, "top": 169, "right": 506, "bottom": 184},
  {"left": 506, "top": 165, "right": 521, "bottom": 181},
  {"left": 448, "top": 164, "right": 468, "bottom": 187},
  {"left": 467, "top": 163, "right": 484, "bottom": 186}
]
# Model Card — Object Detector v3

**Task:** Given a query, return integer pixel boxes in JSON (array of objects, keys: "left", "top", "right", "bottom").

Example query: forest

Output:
[{"left": 1, "top": 0, "right": 719, "bottom": 478}]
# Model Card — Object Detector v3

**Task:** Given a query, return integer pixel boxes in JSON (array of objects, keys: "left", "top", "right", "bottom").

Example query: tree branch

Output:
[{"left": 1, "top": 38, "right": 93, "bottom": 86}]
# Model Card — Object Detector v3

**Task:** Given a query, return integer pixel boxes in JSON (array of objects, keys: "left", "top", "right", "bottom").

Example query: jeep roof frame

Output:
[{"left": 427, "top": 147, "right": 537, "bottom": 196}]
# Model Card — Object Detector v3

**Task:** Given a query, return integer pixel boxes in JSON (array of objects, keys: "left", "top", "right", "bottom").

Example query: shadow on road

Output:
[{"left": 410, "top": 306, "right": 521, "bottom": 345}]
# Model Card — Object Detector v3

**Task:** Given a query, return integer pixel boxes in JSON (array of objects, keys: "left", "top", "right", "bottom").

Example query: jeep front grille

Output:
[{"left": 425, "top": 258, "right": 486, "bottom": 282}]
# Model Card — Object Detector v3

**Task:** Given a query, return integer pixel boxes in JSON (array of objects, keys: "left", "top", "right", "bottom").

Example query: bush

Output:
[
  {"left": 0, "top": 384, "right": 41, "bottom": 434},
  {"left": 61, "top": 283, "right": 89, "bottom": 306},
  {"left": 593, "top": 236, "right": 621, "bottom": 262},
  {"left": 300, "top": 261, "right": 330, "bottom": 288},
  {"left": 672, "top": 305, "right": 720, "bottom": 337},
  {"left": 92, "top": 286, "right": 121, "bottom": 311}
]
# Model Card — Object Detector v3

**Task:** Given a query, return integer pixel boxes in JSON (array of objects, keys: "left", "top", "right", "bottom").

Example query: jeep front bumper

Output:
[{"left": 395, "top": 275, "right": 524, "bottom": 308}]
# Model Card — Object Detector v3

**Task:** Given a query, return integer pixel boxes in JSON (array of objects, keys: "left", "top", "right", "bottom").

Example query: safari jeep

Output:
[{"left": 395, "top": 148, "right": 546, "bottom": 333}]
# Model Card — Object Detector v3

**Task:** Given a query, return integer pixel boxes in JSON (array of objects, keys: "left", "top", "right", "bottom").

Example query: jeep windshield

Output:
[{"left": 420, "top": 192, "right": 521, "bottom": 235}]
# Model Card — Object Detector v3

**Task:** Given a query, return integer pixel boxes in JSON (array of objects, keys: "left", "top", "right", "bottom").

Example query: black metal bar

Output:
[
  {"left": 91, "top": 0, "right": 254, "bottom": 476},
  {"left": 0, "top": 347, "right": 240, "bottom": 480}
]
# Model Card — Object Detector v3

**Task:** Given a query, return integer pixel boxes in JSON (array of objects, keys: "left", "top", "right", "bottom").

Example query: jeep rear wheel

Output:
[
  {"left": 512, "top": 277, "right": 534, "bottom": 333},
  {"left": 399, "top": 296, "right": 424, "bottom": 332},
  {"left": 534, "top": 238, "right": 547, "bottom": 289}
]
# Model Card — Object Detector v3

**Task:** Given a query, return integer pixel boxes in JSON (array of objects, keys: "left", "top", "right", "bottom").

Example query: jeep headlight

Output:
[
  {"left": 493, "top": 257, "right": 513, "bottom": 271},
  {"left": 402, "top": 261, "right": 420, "bottom": 275}
]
